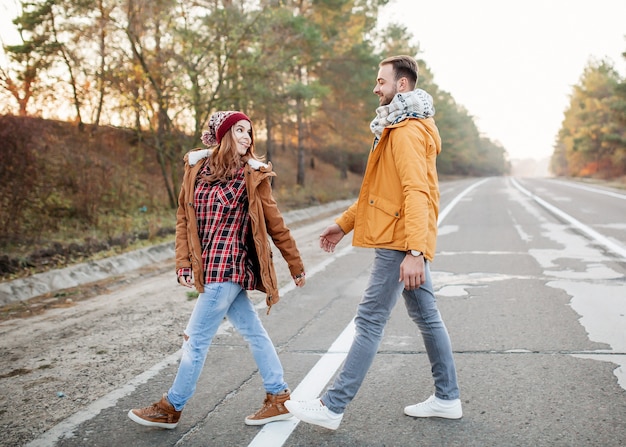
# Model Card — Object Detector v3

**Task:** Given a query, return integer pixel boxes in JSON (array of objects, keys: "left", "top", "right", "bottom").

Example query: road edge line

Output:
[{"left": 511, "top": 178, "right": 626, "bottom": 260}]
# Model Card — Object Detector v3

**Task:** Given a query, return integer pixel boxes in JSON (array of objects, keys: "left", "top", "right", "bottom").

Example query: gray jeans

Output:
[{"left": 321, "top": 248, "right": 460, "bottom": 414}]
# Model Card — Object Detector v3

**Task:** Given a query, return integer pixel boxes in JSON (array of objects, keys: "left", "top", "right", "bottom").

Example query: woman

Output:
[{"left": 128, "top": 111, "right": 306, "bottom": 429}]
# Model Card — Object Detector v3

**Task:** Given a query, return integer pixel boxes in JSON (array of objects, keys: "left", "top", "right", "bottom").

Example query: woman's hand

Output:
[
  {"left": 177, "top": 274, "right": 194, "bottom": 288},
  {"left": 294, "top": 273, "right": 306, "bottom": 288}
]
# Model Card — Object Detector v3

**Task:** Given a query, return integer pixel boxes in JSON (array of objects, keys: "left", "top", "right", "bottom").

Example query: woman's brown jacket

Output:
[{"left": 175, "top": 149, "right": 304, "bottom": 314}]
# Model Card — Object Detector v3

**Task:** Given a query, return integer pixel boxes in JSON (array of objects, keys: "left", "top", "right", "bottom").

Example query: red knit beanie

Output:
[{"left": 201, "top": 111, "right": 251, "bottom": 147}]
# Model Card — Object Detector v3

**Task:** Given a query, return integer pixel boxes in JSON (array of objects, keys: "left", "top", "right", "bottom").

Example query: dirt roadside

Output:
[{"left": 0, "top": 204, "right": 349, "bottom": 447}]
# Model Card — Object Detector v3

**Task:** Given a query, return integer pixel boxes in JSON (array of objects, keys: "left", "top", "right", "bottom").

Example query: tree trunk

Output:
[
  {"left": 296, "top": 95, "right": 305, "bottom": 186},
  {"left": 93, "top": 0, "right": 106, "bottom": 130},
  {"left": 296, "top": 67, "right": 305, "bottom": 186},
  {"left": 265, "top": 109, "right": 273, "bottom": 162}
]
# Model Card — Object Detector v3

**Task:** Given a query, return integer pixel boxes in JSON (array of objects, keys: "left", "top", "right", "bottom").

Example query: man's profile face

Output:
[{"left": 373, "top": 63, "right": 398, "bottom": 106}]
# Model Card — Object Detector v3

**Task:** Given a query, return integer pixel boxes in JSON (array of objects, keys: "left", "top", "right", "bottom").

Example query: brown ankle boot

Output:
[
  {"left": 244, "top": 389, "right": 291, "bottom": 425},
  {"left": 128, "top": 393, "right": 182, "bottom": 429}
]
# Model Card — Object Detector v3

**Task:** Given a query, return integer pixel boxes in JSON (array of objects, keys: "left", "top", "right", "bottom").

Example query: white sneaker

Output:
[
  {"left": 404, "top": 395, "right": 463, "bottom": 419},
  {"left": 284, "top": 399, "right": 343, "bottom": 430}
]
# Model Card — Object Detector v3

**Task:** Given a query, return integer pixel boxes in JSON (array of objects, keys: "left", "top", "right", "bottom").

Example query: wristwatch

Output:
[{"left": 408, "top": 250, "right": 423, "bottom": 257}]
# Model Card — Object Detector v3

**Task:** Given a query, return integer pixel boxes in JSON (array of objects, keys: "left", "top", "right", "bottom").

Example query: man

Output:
[{"left": 285, "top": 55, "right": 461, "bottom": 430}]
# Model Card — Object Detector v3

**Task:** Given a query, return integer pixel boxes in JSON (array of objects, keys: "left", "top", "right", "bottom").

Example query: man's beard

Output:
[{"left": 379, "top": 87, "right": 397, "bottom": 106}]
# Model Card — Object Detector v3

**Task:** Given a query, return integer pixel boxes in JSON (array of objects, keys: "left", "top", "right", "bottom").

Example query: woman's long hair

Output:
[{"left": 203, "top": 125, "right": 264, "bottom": 183}]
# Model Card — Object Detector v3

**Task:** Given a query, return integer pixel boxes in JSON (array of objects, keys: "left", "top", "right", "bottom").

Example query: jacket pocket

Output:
[{"left": 364, "top": 194, "right": 400, "bottom": 244}]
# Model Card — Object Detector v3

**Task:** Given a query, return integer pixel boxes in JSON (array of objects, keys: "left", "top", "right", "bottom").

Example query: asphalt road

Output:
[{"left": 25, "top": 177, "right": 626, "bottom": 447}]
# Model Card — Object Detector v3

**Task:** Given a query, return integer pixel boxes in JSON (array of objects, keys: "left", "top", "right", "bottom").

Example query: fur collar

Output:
[
  {"left": 187, "top": 149, "right": 210, "bottom": 167},
  {"left": 187, "top": 149, "right": 268, "bottom": 170}
]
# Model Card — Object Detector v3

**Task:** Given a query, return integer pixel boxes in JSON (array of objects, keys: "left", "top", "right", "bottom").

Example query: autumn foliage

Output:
[{"left": 551, "top": 60, "right": 626, "bottom": 179}]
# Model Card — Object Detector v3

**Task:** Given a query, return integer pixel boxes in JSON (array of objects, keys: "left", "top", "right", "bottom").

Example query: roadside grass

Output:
[
  {"left": 0, "top": 167, "right": 362, "bottom": 283},
  {"left": 0, "top": 208, "right": 177, "bottom": 282}
]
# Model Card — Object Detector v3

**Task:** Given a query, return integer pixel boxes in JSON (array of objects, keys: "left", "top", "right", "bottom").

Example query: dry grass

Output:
[{"left": 0, "top": 116, "right": 363, "bottom": 281}]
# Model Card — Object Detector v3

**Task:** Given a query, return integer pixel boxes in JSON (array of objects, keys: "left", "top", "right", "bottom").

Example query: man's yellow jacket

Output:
[{"left": 336, "top": 117, "right": 442, "bottom": 261}]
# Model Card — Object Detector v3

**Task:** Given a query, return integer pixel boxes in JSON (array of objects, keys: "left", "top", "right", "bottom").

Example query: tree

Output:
[
  {"left": 123, "top": 0, "right": 178, "bottom": 207},
  {"left": 282, "top": 1, "right": 326, "bottom": 187},
  {"left": 172, "top": 1, "right": 264, "bottom": 144},
  {"left": 41, "top": 0, "right": 91, "bottom": 129},
  {"left": 374, "top": 22, "right": 509, "bottom": 177},
  {"left": 0, "top": 1, "right": 60, "bottom": 116},
  {"left": 0, "top": 0, "right": 516, "bottom": 230},
  {"left": 241, "top": 5, "right": 300, "bottom": 165},
  {"left": 313, "top": 0, "right": 385, "bottom": 178},
  {"left": 553, "top": 59, "right": 625, "bottom": 178}
]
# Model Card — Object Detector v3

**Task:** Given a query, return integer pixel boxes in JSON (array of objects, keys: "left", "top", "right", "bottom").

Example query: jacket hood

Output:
[
  {"left": 387, "top": 117, "right": 441, "bottom": 155},
  {"left": 417, "top": 117, "right": 442, "bottom": 155}
]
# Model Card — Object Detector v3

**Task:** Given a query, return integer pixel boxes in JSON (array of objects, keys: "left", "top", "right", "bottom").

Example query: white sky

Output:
[
  {"left": 1, "top": 1, "right": 625, "bottom": 162},
  {"left": 379, "top": 0, "right": 626, "bottom": 161}
]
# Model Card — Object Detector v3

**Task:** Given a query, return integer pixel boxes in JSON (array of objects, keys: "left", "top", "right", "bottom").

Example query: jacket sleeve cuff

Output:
[{"left": 177, "top": 268, "right": 192, "bottom": 278}]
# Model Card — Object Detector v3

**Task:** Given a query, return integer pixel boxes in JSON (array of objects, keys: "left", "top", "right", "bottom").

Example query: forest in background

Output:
[
  {"left": 0, "top": 0, "right": 510, "bottom": 187},
  {"left": 0, "top": 0, "right": 509, "bottom": 276},
  {"left": 0, "top": 0, "right": 623, "bottom": 277}
]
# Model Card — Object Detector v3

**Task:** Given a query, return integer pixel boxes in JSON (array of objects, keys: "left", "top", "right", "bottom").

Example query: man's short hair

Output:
[{"left": 380, "top": 55, "right": 418, "bottom": 89}]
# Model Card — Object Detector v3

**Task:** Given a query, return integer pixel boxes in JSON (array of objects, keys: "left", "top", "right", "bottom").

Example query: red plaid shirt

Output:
[{"left": 184, "top": 164, "right": 255, "bottom": 289}]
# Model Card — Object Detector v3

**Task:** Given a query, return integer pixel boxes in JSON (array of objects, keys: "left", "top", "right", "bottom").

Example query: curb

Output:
[{"left": 0, "top": 200, "right": 353, "bottom": 306}]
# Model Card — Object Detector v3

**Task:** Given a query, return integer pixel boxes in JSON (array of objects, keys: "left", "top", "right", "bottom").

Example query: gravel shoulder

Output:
[{"left": 0, "top": 201, "right": 351, "bottom": 446}]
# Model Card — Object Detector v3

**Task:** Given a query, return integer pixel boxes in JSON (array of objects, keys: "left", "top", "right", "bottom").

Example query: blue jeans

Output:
[
  {"left": 167, "top": 282, "right": 288, "bottom": 411},
  {"left": 321, "top": 249, "right": 459, "bottom": 414}
]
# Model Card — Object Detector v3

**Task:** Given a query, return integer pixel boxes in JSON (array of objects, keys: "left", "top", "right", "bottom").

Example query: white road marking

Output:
[
  {"left": 23, "top": 179, "right": 498, "bottom": 446},
  {"left": 550, "top": 179, "right": 626, "bottom": 200},
  {"left": 249, "top": 179, "right": 489, "bottom": 447},
  {"left": 26, "top": 351, "right": 182, "bottom": 447},
  {"left": 24, "top": 245, "right": 355, "bottom": 447},
  {"left": 437, "top": 178, "right": 491, "bottom": 225},
  {"left": 511, "top": 177, "right": 626, "bottom": 391},
  {"left": 511, "top": 178, "right": 626, "bottom": 260},
  {"left": 247, "top": 319, "right": 356, "bottom": 447}
]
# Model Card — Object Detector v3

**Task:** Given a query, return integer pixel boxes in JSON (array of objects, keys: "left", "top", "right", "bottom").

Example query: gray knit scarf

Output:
[{"left": 370, "top": 89, "right": 435, "bottom": 147}]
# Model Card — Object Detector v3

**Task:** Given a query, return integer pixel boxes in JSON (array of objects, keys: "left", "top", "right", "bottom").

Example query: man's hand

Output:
[
  {"left": 319, "top": 223, "right": 345, "bottom": 253},
  {"left": 399, "top": 253, "right": 425, "bottom": 290}
]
